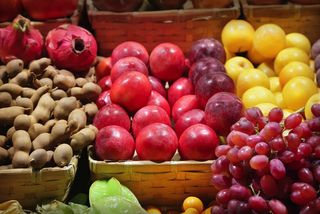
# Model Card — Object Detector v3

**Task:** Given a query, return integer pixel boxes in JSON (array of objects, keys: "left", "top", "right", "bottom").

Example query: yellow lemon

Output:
[
  {"left": 242, "top": 86, "right": 276, "bottom": 108},
  {"left": 225, "top": 56, "right": 254, "bottom": 83},
  {"left": 222, "top": 20, "right": 255, "bottom": 53},
  {"left": 236, "top": 68, "right": 270, "bottom": 97},
  {"left": 274, "top": 92, "right": 286, "bottom": 109},
  {"left": 286, "top": 33, "right": 311, "bottom": 54},
  {"left": 274, "top": 47, "right": 310, "bottom": 75},
  {"left": 253, "top": 24, "right": 286, "bottom": 59},
  {"left": 269, "top": 77, "right": 281, "bottom": 92},
  {"left": 282, "top": 76, "right": 318, "bottom": 111},
  {"left": 279, "top": 61, "right": 314, "bottom": 87},
  {"left": 257, "top": 61, "right": 276, "bottom": 77}
]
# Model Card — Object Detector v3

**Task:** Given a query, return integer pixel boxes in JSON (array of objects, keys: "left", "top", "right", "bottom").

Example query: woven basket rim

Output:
[
  {"left": 0, "top": 155, "right": 79, "bottom": 175},
  {"left": 87, "top": 0, "right": 240, "bottom": 17}
]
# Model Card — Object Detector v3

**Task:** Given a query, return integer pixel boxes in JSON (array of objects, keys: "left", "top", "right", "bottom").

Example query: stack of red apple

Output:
[{"left": 93, "top": 39, "right": 244, "bottom": 162}]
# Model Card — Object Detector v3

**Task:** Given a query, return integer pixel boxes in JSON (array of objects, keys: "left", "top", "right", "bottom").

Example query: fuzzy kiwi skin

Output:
[
  {"left": 46, "top": 150, "right": 54, "bottom": 166},
  {"left": 0, "top": 135, "right": 6, "bottom": 147},
  {"left": 6, "top": 59, "right": 23, "bottom": 78},
  {"left": 30, "top": 149, "right": 48, "bottom": 169},
  {"left": 0, "top": 92, "right": 12, "bottom": 108},
  {"left": 12, "top": 130, "right": 32, "bottom": 153},
  {"left": 13, "top": 114, "right": 34, "bottom": 131},
  {"left": 53, "top": 144, "right": 73, "bottom": 167},
  {"left": 0, "top": 147, "right": 9, "bottom": 164},
  {"left": 12, "top": 151, "right": 30, "bottom": 168}
]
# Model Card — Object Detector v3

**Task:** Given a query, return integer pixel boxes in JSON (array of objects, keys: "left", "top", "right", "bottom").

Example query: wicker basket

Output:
[
  {"left": 0, "top": 156, "right": 78, "bottom": 209},
  {"left": 88, "top": 146, "right": 216, "bottom": 207},
  {"left": 241, "top": 0, "right": 320, "bottom": 43},
  {"left": 0, "top": 0, "right": 83, "bottom": 36},
  {"left": 87, "top": 0, "right": 240, "bottom": 55}
]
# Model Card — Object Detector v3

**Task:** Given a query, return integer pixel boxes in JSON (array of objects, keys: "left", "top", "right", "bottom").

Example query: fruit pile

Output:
[
  {"left": 210, "top": 105, "right": 320, "bottom": 213},
  {"left": 222, "top": 20, "right": 319, "bottom": 117},
  {"left": 93, "top": 37, "right": 246, "bottom": 162},
  {"left": 0, "top": 18, "right": 100, "bottom": 169}
]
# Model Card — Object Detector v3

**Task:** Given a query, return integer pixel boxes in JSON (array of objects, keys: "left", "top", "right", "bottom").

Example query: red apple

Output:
[
  {"left": 95, "top": 125, "right": 135, "bottom": 161},
  {"left": 178, "top": 124, "right": 219, "bottom": 160},
  {"left": 132, "top": 105, "right": 171, "bottom": 137},
  {"left": 168, "top": 77, "right": 194, "bottom": 107},
  {"left": 175, "top": 109, "right": 205, "bottom": 137},
  {"left": 205, "top": 92, "right": 244, "bottom": 136},
  {"left": 98, "top": 75, "right": 112, "bottom": 92},
  {"left": 96, "top": 57, "right": 112, "bottom": 80},
  {"left": 96, "top": 90, "right": 112, "bottom": 109},
  {"left": 110, "top": 57, "right": 148, "bottom": 82},
  {"left": 93, "top": 104, "right": 130, "bottom": 130},
  {"left": 136, "top": 123, "right": 178, "bottom": 161},
  {"left": 147, "top": 91, "right": 171, "bottom": 116},
  {"left": 188, "top": 38, "right": 226, "bottom": 64},
  {"left": 148, "top": 76, "right": 166, "bottom": 98},
  {"left": 111, "top": 41, "right": 149, "bottom": 65},
  {"left": 189, "top": 57, "right": 226, "bottom": 85},
  {"left": 110, "top": 71, "right": 152, "bottom": 112},
  {"left": 195, "top": 72, "right": 235, "bottom": 108},
  {"left": 172, "top": 95, "right": 200, "bottom": 122},
  {"left": 150, "top": 43, "right": 185, "bottom": 81}
]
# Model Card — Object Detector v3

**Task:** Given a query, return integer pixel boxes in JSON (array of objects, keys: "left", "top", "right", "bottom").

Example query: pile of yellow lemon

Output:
[{"left": 221, "top": 20, "right": 319, "bottom": 119}]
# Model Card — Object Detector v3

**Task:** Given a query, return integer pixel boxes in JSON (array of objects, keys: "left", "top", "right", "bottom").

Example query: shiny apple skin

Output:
[
  {"left": 110, "top": 56, "right": 148, "bottom": 82},
  {"left": 148, "top": 76, "right": 166, "bottom": 98},
  {"left": 95, "top": 125, "right": 135, "bottom": 161},
  {"left": 132, "top": 105, "right": 171, "bottom": 137},
  {"left": 93, "top": 104, "right": 131, "bottom": 130},
  {"left": 136, "top": 123, "right": 178, "bottom": 162},
  {"left": 150, "top": 43, "right": 185, "bottom": 81},
  {"left": 110, "top": 71, "right": 152, "bottom": 113},
  {"left": 96, "top": 90, "right": 112, "bottom": 109},
  {"left": 168, "top": 77, "right": 194, "bottom": 107},
  {"left": 172, "top": 95, "right": 200, "bottom": 122},
  {"left": 178, "top": 124, "right": 219, "bottom": 160},
  {"left": 205, "top": 92, "right": 243, "bottom": 136},
  {"left": 147, "top": 91, "right": 171, "bottom": 116},
  {"left": 111, "top": 41, "right": 149, "bottom": 65},
  {"left": 175, "top": 109, "right": 205, "bottom": 137}
]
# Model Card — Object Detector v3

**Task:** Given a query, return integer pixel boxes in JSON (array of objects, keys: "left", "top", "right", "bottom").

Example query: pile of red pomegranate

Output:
[{"left": 93, "top": 39, "right": 244, "bottom": 162}]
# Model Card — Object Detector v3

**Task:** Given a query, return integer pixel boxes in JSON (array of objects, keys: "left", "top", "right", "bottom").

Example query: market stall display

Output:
[{"left": 0, "top": 0, "right": 319, "bottom": 212}]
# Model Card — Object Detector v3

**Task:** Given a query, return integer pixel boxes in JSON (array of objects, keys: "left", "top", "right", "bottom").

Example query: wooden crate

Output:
[
  {"left": 88, "top": 146, "right": 216, "bottom": 207},
  {"left": 241, "top": 0, "right": 320, "bottom": 43},
  {"left": 87, "top": 0, "right": 240, "bottom": 55},
  {"left": 0, "top": 156, "right": 78, "bottom": 209},
  {"left": 0, "top": 0, "right": 83, "bottom": 36}
]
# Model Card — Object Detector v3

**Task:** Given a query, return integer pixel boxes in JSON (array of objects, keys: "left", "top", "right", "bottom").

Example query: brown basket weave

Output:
[
  {"left": 241, "top": 0, "right": 320, "bottom": 43},
  {"left": 0, "top": 0, "right": 83, "bottom": 36},
  {"left": 87, "top": 0, "right": 240, "bottom": 55},
  {"left": 0, "top": 156, "right": 78, "bottom": 209},
  {"left": 88, "top": 146, "right": 216, "bottom": 207}
]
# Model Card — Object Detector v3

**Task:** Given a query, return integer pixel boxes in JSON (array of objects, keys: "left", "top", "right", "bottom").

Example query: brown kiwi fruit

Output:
[
  {"left": 53, "top": 144, "right": 73, "bottom": 167},
  {"left": 0, "top": 147, "right": 9, "bottom": 164},
  {"left": 13, "top": 114, "right": 32, "bottom": 131},
  {"left": 12, "top": 151, "right": 30, "bottom": 168},
  {"left": 30, "top": 149, "right": 48, "bottom": 169}
]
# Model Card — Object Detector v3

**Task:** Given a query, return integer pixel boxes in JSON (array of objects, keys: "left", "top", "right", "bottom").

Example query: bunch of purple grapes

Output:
[{"left": 211, "top": 104, "right": 320, "bottom": 214}]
